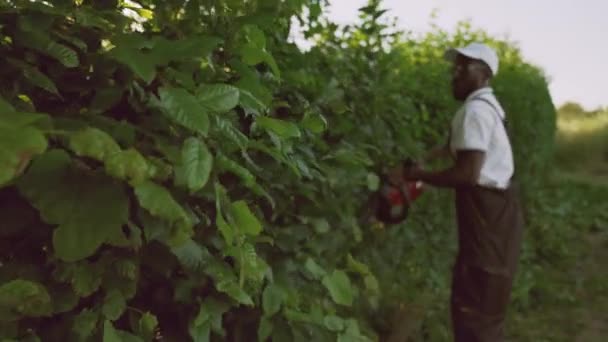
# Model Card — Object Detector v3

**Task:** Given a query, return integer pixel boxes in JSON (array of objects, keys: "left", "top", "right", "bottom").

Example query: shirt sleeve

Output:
[{"left": 451, "top": 105, "right": 494, "bottom": 152}]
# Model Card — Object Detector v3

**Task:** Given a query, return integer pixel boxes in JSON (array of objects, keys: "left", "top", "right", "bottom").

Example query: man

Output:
[{"left": 391, "top": 42, "right": 524, "bottom": 341}]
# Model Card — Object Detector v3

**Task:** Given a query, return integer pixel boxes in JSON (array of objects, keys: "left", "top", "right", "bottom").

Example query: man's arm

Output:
[{"left": 406, "top": 150, "right": 485, "bottom": 188}]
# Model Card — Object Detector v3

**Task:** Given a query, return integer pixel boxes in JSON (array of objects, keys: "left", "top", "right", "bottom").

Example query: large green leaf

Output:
[
  {"left": 134, "top": 182, "right": 192, "bottom": 246},
  {"left": 205, "top": 259, "right": 253, "bottom": 306},
  {"left": 322, "top": 270, "right": 354, "bottom": 306},
  {"left": 196, "top": 84, "right": 240, "bottom": 113},
  {"left": 229, "top": 200, "right": 262, "bottom": 236},
  {"left": 238, "top": 89, "right": 267, "bottom": 115},
  {"left": 105, "top": 148, "right": 150, "bottom": 185},
  {"left": 7, "top": 58, "right": 60, "bottom": 95},
  {"left": 255, "top": 117, "right": 301, "bottom": 139},
  {"left": 215, "top": 153, "right": 256, "bottom": 187},
  {"left": 0, "top": 124, "right": 47, "bottom": 186},
  {"left": 262, "top": 283, "right": 285, "bottom": 316},
  {"left": 102, "top": 290, "right": 126, "bottom": 321},
  {"left": 72, "top": 309, "right": 99, "bottom": 340},
  {"left": 0, "top": 279, "right": 52, "bottom": 321},
  {"left": 211, "top": 116, "right": 249, "bottom": 150},
  {"left": 171, "top": 239, "right": 208, "bottom": 271},
  {"left": 239, "top": 45, "right": 280, "bottom": 77},
  {"left": 17, "top": 150, "right": 129, "bottom": 261},
  {"left": 71, "top": 262, "right": 104, "bottom": 297},
  {"left": 108, "top": 41, "right": 156, "bottom": 84},
  {"left": 136, "top": 312, "right": 158, "bottom": 342},
  {"left": 214, "top": 183, "right": 235, "bottom": 245},
  {"left": 14, "top": 25, "right": 78, "bottom": 67},
  {"left": 258, "top": 316, "right": 273, "bottom": 341},
  {"left": 69, "top": 127, "right": 121, "bottom": 162},
  {"left": 189, "top": 298, "right": 230, "bottom": 342},
  {"left": 175, "top": 137, "right": 213, "bottom": 192},
  {"left": 158, "top": 87, "right": 209, "bottom": 136},
  {"left": 151, "top": 36, "right": 222, "bottom": 65},
  {"left": 104, "top": 320, "right": 143, "bottom": 342},
  {"left": 0, "top": 96, "right": 15, "bottom": 113}
]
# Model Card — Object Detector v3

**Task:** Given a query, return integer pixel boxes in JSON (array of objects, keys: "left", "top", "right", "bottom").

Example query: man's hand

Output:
[
  {"left": 387, "top": 160, "right": 424, "bottom": 185},
  {"left": 403, "top": 161, "right": 423, "bottom": 181},
  {"left": 387, "top": 164, "right": 405, "bottom": 186}
]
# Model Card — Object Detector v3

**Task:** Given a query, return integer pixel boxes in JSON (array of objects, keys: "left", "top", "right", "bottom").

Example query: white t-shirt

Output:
[{"left": 450, "top": 87, "right": 514, "bottom": 189}]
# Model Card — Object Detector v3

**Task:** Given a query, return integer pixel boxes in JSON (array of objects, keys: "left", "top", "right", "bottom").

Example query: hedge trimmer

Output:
[{"left": 362, "top": 159, "right": 425, "bottom": 226}]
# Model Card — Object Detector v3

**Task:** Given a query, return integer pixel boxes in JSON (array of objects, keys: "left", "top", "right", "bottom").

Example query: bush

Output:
[{"left": 0, "top": 0, "right": 556, "bottom": 340}]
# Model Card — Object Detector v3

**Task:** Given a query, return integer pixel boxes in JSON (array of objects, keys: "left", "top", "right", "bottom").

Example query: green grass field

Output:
[{"left": 506, "top": 110, "right": 608, "bottom": 341}]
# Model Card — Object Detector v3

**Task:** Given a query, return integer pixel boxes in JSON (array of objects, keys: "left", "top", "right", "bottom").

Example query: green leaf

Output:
[
  {"left": 0, "top": 280, "right": 52, "bottom": 321},
  {"left": 15, "top": 27, "right": 79, "bottom": 67},
  {"left": 158, "top": 87, "right": 209, "bottom": 136},
  {"left": 150, "top": 35, "right": 222, "bottom": 64},
  {"left": 304, "top": 258, "right": 326, "bottom": 279},
  {"left": 90, "top": 87, "right": 124, "bottom": 114},
  {"left": 105, "top": 148, "right": 150, "bottom": 185},
  {"left": 322, "top": 270, "right": 354, "bottom": 306},
  {"left": 216, "top": 213, "right": 234, "bottom": 247},
  {"left": 0, "top": 110, "right": 50, "bottom": 129},
  {"left": 189, "top": 320, "right": 210, "bottom": 342},
  {"left": 262, "top": 284, "right": 285, "bottom": 316},
  {"left": 205, "top": 259, "right": 253, "bottom": 306},
  {"left": 255, "top": 117, "right": 300, "bottom": 139},
  {"left": 324, "top": 315, "right": 345, "bottom": 332},
  {"left": 171, "top": 239, "right": 207, "bottom": 271},
  {"left": 104, "top": 320, "right": 144, "bottom": 342},
  {"left": 0, "top": 96, "right": 15, "bottom": 112},
  {"left": 49, "top": 284, "right": 79, "bottom": 313},
  {"left": 229, "top": 200, "right": 262, "bottom": 236},
  {"left": 211, "top": 116, "right": 249, "bottom": 150},
  {"left": 136, "top": 312, "right": 158, "bottom": 341},
  {"left": 72, "top": 309, "right": 99, "bottom": 340},
  {"left": 216, "top": 153, "right": 256, "bottom": 188},
  {"left": 53, "top": 222, "right": 108, "bottom": 263},
  {"left": 72, "top": 262, "right": 103, "bottom": 297},
  {"left": 175, "top": 137, "right": 213, "bottom": 192},
  {"left": 346, "top": 254, "right": 370, "bottom": 275},
  {"left": 312, "top": 218, "right": 330, "bottom": 234},
  {"left": 0, "top": 124, "right": 47, "bottom": 186},
  {"left": 196, "top": 84, "right": 240, "bottom": 113},
  {"left": 17, "top": 150, "right": 129, "bottom": 261},
  {"left": 134, "top": 181, "right": 189, "bottom": 224},
  {"left": 190, "top": 298, "right": 230, "bottom": 342},
  {"left": 9, "top": 59, "right": 61, "bottom": 95},
  {"left": 102, "top": 290, "right": 126, "bottom": 321},
  {"left": 239, "top": 45, "right": 280, "bottom": 77},
  {"left": 69, "top": 127, "right": 121, "bottom": 162},
  {"left": 244, "top": 25, "right": 266, "bottom": 48},
  {"left": 109, "top": 47, "right": 155, "bottom": 84},
  {"left": 258, "top": 316, "right": 273, "bottom": 341},
  {"left": 366, "top": 172, "right": 380, "bottom": 191},
  {"left": 238, "top": 89, "right": 267, "bottom": 115},
  {"left": 301, "top": 112, "right": 328, "bottom": 133}
]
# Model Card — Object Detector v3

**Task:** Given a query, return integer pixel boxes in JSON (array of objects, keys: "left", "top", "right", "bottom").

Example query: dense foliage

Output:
[{"left": 0, "top": 0, "right": 556, "bottom": 341}]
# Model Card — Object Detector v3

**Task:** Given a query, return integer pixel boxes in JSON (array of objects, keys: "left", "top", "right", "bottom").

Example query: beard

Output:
[{"left": 451, "top": 78, "right": 474, "bottom": 101}]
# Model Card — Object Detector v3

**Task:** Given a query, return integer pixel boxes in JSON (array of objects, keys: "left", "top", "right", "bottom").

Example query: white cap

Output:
[{"left": 445, "top": 42, "right": 499, "bottom": 76}]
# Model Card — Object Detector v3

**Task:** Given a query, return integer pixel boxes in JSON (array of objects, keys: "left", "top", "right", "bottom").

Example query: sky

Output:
[{"left": 322, "top": 0, "right": 608, "bottom": 110}]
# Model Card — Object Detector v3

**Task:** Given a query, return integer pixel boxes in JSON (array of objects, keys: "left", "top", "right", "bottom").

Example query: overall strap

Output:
[{"left": 471, "top": 96, "right": 510, "bottom": 138}]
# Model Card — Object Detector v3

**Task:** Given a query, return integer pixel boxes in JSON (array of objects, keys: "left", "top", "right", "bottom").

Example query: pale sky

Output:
[{"left": 324, "top": 0, "right": 607, "bottom": 110}]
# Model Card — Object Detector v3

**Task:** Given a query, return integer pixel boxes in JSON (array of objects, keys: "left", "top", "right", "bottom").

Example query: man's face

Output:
[{"left": 451, "top": 55, "right": 483, "bottom": 101}]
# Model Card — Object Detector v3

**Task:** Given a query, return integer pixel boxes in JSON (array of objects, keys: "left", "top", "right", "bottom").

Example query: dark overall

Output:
[{"left": 449, "top": 98, "right": 525, "bottom": 342}]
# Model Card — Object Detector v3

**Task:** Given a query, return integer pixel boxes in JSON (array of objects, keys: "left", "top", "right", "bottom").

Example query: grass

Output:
[
  {"left": 505, "top": 110, "right": 608, "bottom": 341},
  {"left": 554, "top": 111, "right": 608, "bottom": 176}
]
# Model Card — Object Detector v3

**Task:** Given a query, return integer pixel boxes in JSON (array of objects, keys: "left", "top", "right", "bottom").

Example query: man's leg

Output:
[{"left": 450, "top": 263, "right": 514, "bottom": 342}]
